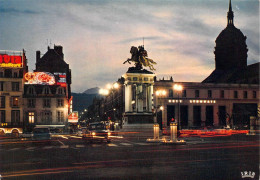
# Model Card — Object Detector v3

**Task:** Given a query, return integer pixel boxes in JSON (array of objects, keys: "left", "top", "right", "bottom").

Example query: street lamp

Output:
[
  {"left": 155, "top": 90, "right": 166, "bottom": 129},
  {"left": 173, "top": 84, "right": 183, "bottom": 130}
]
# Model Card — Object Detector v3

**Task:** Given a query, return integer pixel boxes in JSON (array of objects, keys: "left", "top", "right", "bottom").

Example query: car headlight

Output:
[
  {"left": 91, "top": 132, "right": 96, "bottom": 136},
  {"left": 108, "top": 132, "right": 111, "bottom": 136}
]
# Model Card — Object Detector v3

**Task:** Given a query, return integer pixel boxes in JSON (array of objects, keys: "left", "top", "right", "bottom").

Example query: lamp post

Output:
[
  {"left": 155, "top": 90, "right": 166, "bottom": 129},
  {"left": 173, "top": 84, "right": 183, "bottom": 130}
]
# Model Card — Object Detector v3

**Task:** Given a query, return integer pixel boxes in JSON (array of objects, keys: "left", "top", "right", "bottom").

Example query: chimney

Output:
[
  {"left": 54, "top": 45, "right": 64, "bottom": 59},
  {"left": 36, "top": 51, "right": 41, "bottom": 63}
]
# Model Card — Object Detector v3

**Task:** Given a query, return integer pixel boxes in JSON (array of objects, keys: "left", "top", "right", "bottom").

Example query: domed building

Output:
[{"left": 203, "top": 0, "right": 259, "bottom": 84}]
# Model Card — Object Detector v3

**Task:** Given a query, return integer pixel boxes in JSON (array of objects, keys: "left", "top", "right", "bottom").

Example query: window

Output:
[
  {"left": 0, "top": 110, "right": 5, "bottom": 123},
  {"left": 0, "top": 72, "right": 3, "bottom": 77},
  {"left": 243, "top": 91, "right": 248, "bottom": 99},
  {"left": 208, "top": 90, "right": 212, "bottom": 98},
  {"left": 13, "top": 72, "right": 18, "bottom": 78},
  {"left": 58, "top": 88, "right": 63, "bottom": 95},
  {"left": 182, "top": 90, "right": 187, "bottom": 97},
  {"left": 168, "top": 89, "right": 173, "bottom": 98},
  {"left": 28, "top": 87, "right": 35, "bottom": 94},
  {"left": 12, "top": 82, "right": 19, "bottom": 91},
  {"left": 234, "top": 91, "right": 238, "bottom": 98},
  {"left": 28, "top": 112, "right": 35, "bottom": 124},
  {"left": 220, "top": 90, "right": 225, "bottom": 98},
  {"left": 27, "top": 99, "right": 36, "bottom": 108},
  {"left": 5, "top": 69, "right": 12, "bottom": 77},
  {"left": 11, "top": 110, "right": 20, "bottom": 123},
  {"left": 253, "top": 91, "right": 257, "bottom": 99},
  {"left": 43, "top": 99, "right": 51, "bottom": 108},
  {"left": 57, "top": 99, "right": 64, "bottom": 107},
  {"left": 11, "top": 97, "right": 19, "bottom": 107},
  {"left": 195, "top": 90, "right": 200, "bottom": 98},
  {"left": 57, "top": 111, "right": 64, "bottom": 122},
  {"left": 44, "top": 87, "right": 50, "bottom": 94},
  {"left": 0, "top": 82, "right": 3, "bottom": 91},
  {"left": 42, "top": 111, "right": 52, "bottom": 123},
  {"left": 0, "top": 96, "right": 5, "bottom": 108}
]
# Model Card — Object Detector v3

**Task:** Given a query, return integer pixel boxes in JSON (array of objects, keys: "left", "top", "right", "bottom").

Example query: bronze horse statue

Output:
[{"left": 123, "top": 46, "right": 156, "bottom": 71}]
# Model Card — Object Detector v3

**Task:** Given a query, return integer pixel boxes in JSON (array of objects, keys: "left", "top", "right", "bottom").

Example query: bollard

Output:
[
  {"left": 153, "top": 124, "right": 159, "bottom": 140},
  {"left": 249, "top": 116, "right": 256, "bottom": 135},
  {"left": 170, "top": 122, "right": 177, "bottom": 142}
]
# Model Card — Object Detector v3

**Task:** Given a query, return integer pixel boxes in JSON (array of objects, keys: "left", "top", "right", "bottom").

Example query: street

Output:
[{"left": 0, "top": 133, "right": 259, "bottom": 180}]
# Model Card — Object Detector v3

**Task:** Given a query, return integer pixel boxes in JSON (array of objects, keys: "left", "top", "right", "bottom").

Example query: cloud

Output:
[{"left": 0, "top": 0, "right": 258, "bottom": 93}]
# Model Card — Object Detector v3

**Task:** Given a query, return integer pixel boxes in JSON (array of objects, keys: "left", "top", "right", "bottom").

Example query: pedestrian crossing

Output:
[{"left": 1, "top": 142, "right": 153, "bottom": 152}]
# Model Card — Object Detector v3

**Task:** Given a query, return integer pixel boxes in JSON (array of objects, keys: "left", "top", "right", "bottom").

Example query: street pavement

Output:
[{"left": 0, "top": 133, "right": 259, "bottom": 180}]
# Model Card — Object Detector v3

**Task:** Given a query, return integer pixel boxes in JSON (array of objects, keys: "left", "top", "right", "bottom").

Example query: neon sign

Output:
[
  {"left": 54, "top": 72, "right": 67, "bottom": 87},
  {"left": 25, "top": 72, "right": 55, "bottom": 85},
  {"left": 0, "top": 54, "right": 23, "bottom": 68},
  {"left": 68, "top": 111, "right": 78, "bottom": 123}
]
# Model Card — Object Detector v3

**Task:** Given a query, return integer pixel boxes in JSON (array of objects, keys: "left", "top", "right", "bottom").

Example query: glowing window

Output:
[
  {"left": 28, "top": 112, "right": 34, "bottom": 124},
  {"left": 12, "top": 97, "right": 19, "bottom": 107}
]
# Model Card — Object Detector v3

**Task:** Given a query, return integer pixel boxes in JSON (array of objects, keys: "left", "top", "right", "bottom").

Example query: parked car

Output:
[
  {"left": 20, "top": 132, "right": 33, "bottom": 138},
  {"left": 32, "top": 128, "right": 51, "bottom": 140},
  {"left": 82, "top": 122, "right": 111, "bottom": 143}
]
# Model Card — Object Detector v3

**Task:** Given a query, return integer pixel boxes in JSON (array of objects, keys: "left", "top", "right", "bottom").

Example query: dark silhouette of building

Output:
[
  {"left": 203, "top": 0, "right": 259, "bottom": 84},
  {"left": 36, "top": 45, "right": 72, "bottom": 99}
]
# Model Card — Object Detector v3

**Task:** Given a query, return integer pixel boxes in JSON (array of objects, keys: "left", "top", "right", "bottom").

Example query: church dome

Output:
[
  {"left": 214, "top": 0, "right": 247, "bottom": 70},
  {"left": 216, "top": 25, "right": 246, "bottom": 46}
]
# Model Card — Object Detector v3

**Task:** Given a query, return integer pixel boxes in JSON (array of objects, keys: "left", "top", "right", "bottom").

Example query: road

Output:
[{"left": 0, "top": 133, "right": 259, "bottom": 180}]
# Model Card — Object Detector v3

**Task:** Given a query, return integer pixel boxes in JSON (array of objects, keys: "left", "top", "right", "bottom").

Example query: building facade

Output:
[
  {"left": 155, "top": 81, "right": 259, "bottom": 129},
  {"left": 23, "top": 45, "right": 72, "bottom": 132},
  {"left": 0, "top": 50, "right": 28, "bottom": 135}
]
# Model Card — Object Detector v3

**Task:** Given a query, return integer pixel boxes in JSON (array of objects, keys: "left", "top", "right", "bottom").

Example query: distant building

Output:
[
  {"left": 0, "top": 50, "right": 28, "bottom": 136},
  {"left": 23, "top": 45, "right": 72, "bottom": 132}
]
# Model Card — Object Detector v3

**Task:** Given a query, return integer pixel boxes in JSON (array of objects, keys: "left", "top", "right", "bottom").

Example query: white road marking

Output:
[
  {"left": 60, "top": 145, "right": 69, "bottom": 149},
  {"left": 120, "top": 143, "right": 132, "bottom": 146},
  {"left": 135, "top": 143, "right": 149, "bottom": 146},
  {"left": 42, "top": 146, "right": 53, "bottom": 149},
  {"left": 107, "top": 143, "right": 118, "bottom": 147},
  {"left": 26, "top": 147, "right": 36, "bottom": 151},
  {"left": 76, "top": 145, "right": 85, "bottom": 148},
  {"left": 9, "top": 148, "right": 20, "bottom": 151}
]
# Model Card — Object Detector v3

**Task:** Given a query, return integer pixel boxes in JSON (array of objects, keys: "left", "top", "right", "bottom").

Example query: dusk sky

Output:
[{"left": 0, "top": 0, "right": 259, "bottom": 93}]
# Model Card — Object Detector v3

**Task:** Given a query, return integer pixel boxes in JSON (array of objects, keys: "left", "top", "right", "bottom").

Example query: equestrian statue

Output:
[{"left": 123, "top": 46, "right": 156, "bottom": 71}]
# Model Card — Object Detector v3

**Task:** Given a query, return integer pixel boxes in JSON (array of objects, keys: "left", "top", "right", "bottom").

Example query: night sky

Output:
[{"left": 0, "top": 0, "right": 259, "bottom": 92}]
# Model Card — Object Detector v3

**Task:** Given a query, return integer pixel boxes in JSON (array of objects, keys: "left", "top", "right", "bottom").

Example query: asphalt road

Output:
[{"left": 0, "top": 133, "right": 259, "bottom": 180}]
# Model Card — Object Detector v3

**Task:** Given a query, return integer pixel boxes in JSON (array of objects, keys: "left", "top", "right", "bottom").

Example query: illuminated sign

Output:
[
  {"left": 0, "top": 54, "right": 23, "bottom": 68},
  {"left": 25, "top": 72, "right": 55, "bottom": 85},
  {"left": 54, "top": 72, "right": 67, "bottom": 87},
  {"left": 68, "top": 111, "right": 78, "bottom": 123}
]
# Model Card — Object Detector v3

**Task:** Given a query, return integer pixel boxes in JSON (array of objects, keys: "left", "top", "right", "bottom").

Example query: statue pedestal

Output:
[{"left": 122, "top": 69, "right": 155, "bottom": 129}]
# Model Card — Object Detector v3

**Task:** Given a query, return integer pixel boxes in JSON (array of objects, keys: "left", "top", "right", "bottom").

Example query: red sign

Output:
[
  {"left": 68, "top": 112, "right": 78, "bottom": 123},
  {"left": 0, "top": 54, "right": 23, "bottom": 68}
]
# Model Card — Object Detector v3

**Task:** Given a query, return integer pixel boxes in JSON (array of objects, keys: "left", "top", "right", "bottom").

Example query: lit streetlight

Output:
[
  {"left": 173, "top": 84, "right": 183, "bottom": 130},
  {"left": 155, "top": 90, "right": 166, "bottom": 129}
]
